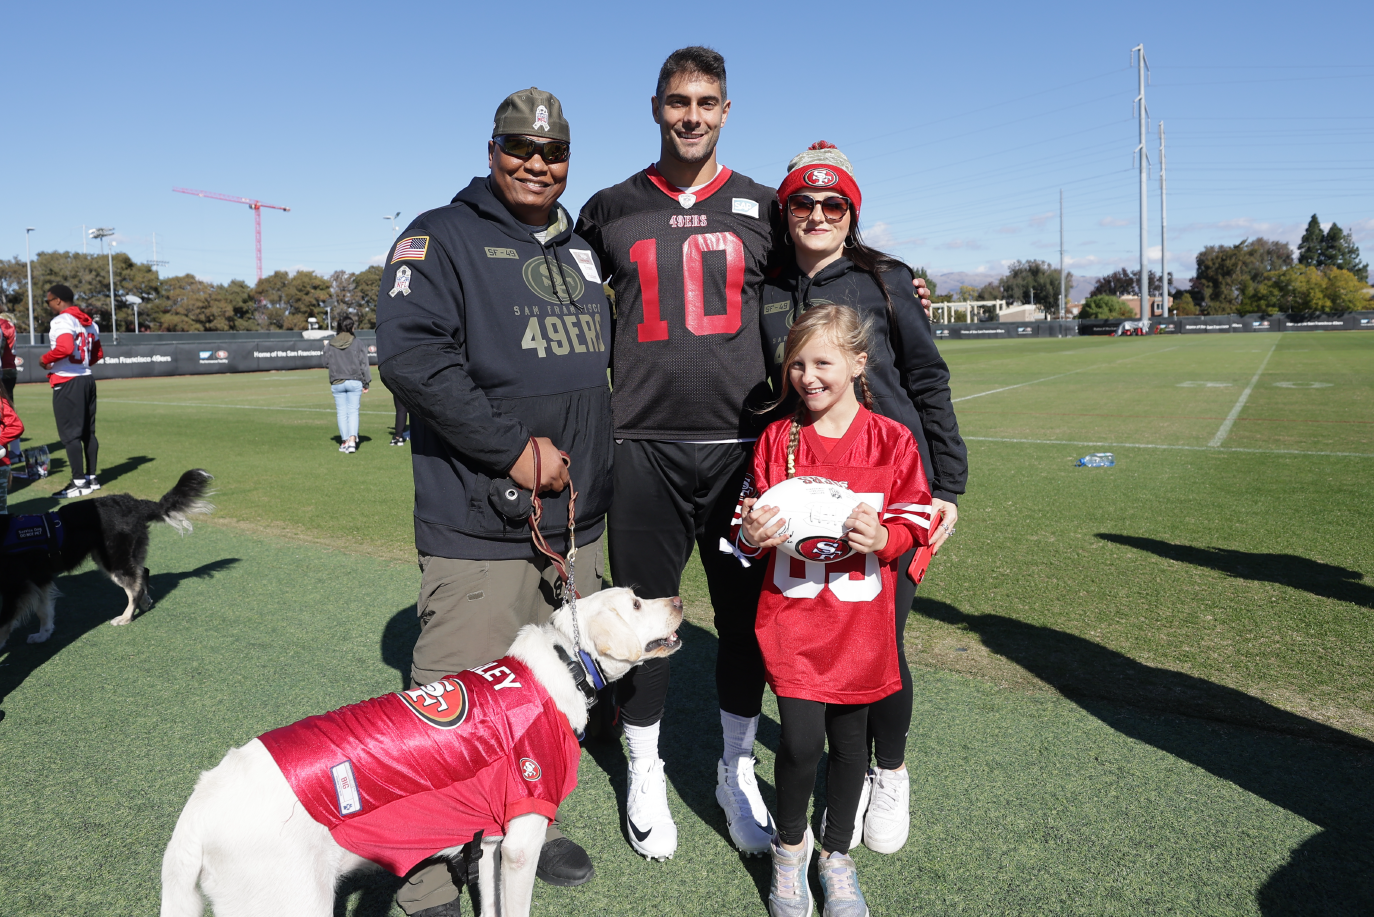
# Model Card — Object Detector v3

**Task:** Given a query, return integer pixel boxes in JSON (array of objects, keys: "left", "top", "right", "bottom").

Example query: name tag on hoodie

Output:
[{"left": 569, "top": 250, "right": 601, "bottom": 283}]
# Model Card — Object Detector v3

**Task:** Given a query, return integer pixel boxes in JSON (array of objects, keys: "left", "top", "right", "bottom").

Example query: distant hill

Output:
[{"left": 929, "top": 271, "right": 1102, "bottom": 303}]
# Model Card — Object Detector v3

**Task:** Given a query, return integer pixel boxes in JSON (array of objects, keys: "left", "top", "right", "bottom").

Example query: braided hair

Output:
[{"left": 763, "top": 304, "right": 875, "bottom": 478}]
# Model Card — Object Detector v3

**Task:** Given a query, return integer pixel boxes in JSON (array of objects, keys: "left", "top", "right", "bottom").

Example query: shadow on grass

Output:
[
  {"left": 0, "top": 558, "right": 241, "bottom": 709},
  {"left": 1097, "top": 533, "right": 1374, "bottom": 610},
  {"left": 380, "top": 604, "right": 420, "bottom": 691},
  {"left": 95, "top": 454, "right": 156, "bottom": 488},
  {"left": 333, "top": 868, "right": 405, "bottom": 917},
  {"left": 914, "top": 597, "right": 1374, "bottom": 917}
]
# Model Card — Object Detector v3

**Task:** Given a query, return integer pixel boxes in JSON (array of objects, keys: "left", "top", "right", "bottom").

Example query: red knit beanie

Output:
[{"left": 777, "top": 141, "right": 862, "bottom": 218}]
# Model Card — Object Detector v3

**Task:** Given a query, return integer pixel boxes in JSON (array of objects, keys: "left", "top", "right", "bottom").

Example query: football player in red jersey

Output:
[{"left": 576, "top": 47, "right": 932, "bottom": 862}]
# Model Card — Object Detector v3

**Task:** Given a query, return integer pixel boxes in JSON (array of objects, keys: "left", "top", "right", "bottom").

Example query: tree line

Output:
[
  {"left": 0, "top": 251, "right": 382, "bottom": 335},
  {"left": 1084, "top": 214, "right": 1368, "bottom": 317}
]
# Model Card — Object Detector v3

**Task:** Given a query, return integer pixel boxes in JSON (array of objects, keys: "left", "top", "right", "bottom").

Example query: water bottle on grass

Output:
[{"left": 1076, "top": 452, "right": 1115, "bottom": 467}]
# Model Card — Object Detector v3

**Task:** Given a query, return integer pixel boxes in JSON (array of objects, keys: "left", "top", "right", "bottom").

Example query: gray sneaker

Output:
[
  {"left": 768, "top": 828, "right": 814, "bottom": 917},
  {"left": 817, "top": 851, "right": 869, "bottom": 917}
]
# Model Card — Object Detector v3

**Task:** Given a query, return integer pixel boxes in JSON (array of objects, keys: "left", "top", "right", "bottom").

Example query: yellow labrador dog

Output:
[{"left": 161, "top": 587, "right": 682, "bottom": 917}]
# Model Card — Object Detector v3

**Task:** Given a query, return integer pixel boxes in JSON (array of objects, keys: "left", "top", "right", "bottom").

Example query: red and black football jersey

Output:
[{"left": 576, "top": 166, "right": 780, "bottom": 440}]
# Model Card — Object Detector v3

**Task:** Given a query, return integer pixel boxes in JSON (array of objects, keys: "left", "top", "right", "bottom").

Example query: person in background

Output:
[
  {"left": 390, "top": 393, "right": 409, "bottom": 446},
  {"left": 322, "top": 314, "right": 370, "bottom": 454},
  {"left": 0, "top": 391, "right": 25, "bottom": 511},
  {"left": 0, "top": 312, "right": 20, "bottom": 463},
  {"left": 40, "top": 285, "right": 103, "bottom": 498}
]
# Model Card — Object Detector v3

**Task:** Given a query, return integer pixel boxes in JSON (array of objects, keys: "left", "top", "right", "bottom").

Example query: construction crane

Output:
[{"left": 173, "top": 187, "right": 290, "bottom": 281}]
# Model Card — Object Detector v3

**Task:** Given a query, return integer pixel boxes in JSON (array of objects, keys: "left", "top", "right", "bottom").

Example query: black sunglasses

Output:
[
  {"left": 787, "top": 194, "right": 852, "bottom": 222},
  {"left": 493, "top": 134, "right": 571, "bottom": 164}
]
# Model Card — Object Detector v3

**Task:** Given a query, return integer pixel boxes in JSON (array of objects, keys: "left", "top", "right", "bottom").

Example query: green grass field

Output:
[{"left": 0, "top": 331, "right": 1370, "bottom": 915}]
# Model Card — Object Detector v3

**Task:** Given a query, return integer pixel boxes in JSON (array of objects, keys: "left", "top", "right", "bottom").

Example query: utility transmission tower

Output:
[
  {"left": 1159, "top": 122, "right": 1169, "bottom": 317},
  {"left": 1132, "top": 44, "right": 1150, "bottom": 321},
  {"left": 173, "top": 187, "right": 290, "bottom": 281},
  {"left": 145, "top": 232, "right": 169, "bottom": 273},
  {"left": 1059, "top": 189, "right": 1066, "bottom": 318}
]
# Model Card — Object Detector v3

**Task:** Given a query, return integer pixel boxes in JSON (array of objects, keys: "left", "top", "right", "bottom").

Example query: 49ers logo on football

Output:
[
  {"left": 796, "top": 535, "right": 854, "bottom": 562},
  {"left": 804, "top": 167, "right": 839, "bottom": 188},
  {"left": 519, "top": 757, "right": 542, "bottom": 781},
  {"left": 398, "top": 678, "right": 470, "bottom": 729}
]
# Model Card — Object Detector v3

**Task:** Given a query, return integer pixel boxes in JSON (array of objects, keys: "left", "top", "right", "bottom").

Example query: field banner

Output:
[
  {"left": 9, "top": 332, "right": 377, "bottom": 382},
  {"left": 932, "top": 320, "right": 1078, "bottom": 340}
]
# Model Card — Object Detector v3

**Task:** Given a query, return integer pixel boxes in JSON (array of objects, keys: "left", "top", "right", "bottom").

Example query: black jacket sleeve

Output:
[
  {"left": 375, "top": 235, "right": 530, "bottom": 477},
  {"left": 884, "top": 268, "right": 968, "bottom": 502}
]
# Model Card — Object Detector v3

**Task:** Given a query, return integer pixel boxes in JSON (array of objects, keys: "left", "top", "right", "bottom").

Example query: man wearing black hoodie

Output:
[{"left": 376, "top": 88, "right": 611, "bottom": 916}]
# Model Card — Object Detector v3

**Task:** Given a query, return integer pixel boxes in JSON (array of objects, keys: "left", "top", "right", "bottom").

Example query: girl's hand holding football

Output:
[
  {"left": 842, "top": 502, "right": 888, "bottom": 554},
  {"left": 741, "top": 497, "right": 788, "bottom": 550}
]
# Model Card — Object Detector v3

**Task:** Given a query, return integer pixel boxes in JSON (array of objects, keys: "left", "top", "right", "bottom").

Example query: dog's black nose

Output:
[{"left": 671, "top": 596, "right": 683, "bottom": 610}]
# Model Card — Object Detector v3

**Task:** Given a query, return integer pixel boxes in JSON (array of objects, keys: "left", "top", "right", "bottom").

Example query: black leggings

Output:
[
  {"left": 866, "top": 544, "right": 916, "bottom": 770},
  {"left": 775, "top": 697, "right": 869, "bottom": 854}
]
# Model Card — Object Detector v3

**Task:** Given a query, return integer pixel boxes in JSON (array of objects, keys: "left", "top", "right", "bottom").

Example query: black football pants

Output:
[
  {"left": 608, "top": 440, "right": 768, "bottom": 727},
  {"left": 51, "top": 375, "right": 98, "bottom": 481}
]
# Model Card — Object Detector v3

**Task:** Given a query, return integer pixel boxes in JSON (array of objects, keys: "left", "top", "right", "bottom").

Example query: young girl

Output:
[{"left": 735, "top": 304, "right": 932, "bottom": 917}]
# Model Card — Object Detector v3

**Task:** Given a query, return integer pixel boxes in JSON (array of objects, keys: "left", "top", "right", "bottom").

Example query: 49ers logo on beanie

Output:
[
  {"left": 804, "top": 167, "right": 839, "bottom": 188},
  {"left": 778, "top": 141, "right": 862, "bottom": 218},
  {"left": 398, "top": 678, "right": 470, "bottom": 729}
]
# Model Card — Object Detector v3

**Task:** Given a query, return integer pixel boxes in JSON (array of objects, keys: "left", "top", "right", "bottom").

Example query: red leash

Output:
[{"left": 525, "top": 436, "right": 581, "bottom": 598}]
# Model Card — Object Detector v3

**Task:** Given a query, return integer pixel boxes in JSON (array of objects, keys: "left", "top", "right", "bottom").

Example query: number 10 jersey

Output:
[{"left": 576, "top": 165, "right": 780, "bottom": 441}]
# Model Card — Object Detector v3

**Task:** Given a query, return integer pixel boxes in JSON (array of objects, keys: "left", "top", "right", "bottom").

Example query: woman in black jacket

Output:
[{"left": 761, "top": 141, "right": 968, "bottom": 857}]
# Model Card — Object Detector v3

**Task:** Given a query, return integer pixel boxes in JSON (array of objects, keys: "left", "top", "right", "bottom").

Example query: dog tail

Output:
[
  {"left": 160, "top": 808, "right": 205, "bottom": 917},
  {"left": 156, "top": 470, "right": 216, "bottom": 535}
]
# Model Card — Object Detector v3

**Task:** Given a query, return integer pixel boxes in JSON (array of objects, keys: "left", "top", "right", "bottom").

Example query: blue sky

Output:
[{"left": 4, "top": 1, "right": 1370, "bottom": 288}]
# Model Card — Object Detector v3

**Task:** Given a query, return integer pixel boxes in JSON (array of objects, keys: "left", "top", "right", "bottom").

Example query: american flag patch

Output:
[{"left": 391, "top": 236, "right": 429, "bottom": 263}]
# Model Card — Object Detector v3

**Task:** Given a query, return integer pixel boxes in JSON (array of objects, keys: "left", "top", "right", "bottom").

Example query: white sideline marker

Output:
[
  {"left": 964, "top": 436, "right": 1374, "bottom": 460},
  {"left": 103, "top": 399, "right": 394, "bottom": 415},
  {"left": 1208, "top": 337, "right": 1280, "bottom": 448}
]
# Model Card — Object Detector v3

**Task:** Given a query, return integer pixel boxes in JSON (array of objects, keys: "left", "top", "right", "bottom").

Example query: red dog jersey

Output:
[
  {"left": 258, "top": 656, "right": 580, "bottom": 876},
  {"left": 732, "top": 408, "right": 932, "bottom": 704}
]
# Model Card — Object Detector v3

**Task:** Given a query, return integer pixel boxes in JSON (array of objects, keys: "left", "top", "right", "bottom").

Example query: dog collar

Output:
[{"left": 554, "top": 643, "right": 606, "bottom": 707}]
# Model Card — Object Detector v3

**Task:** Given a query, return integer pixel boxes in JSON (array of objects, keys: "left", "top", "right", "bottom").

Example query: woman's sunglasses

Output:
[
  {"left": 493, "top": 134, "right": 571, "bottom": 164},
  {"left": 787, "top": 193, "right": 851, "bottom": 222}
]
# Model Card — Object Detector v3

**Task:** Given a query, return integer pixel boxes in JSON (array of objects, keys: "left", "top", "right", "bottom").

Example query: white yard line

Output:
[
  {"left": 952, "top": 346, "right": 1178, "bottom": 403},
  {"left": 1208, "top": 336, "right": 1281, "bottom": 447},
  {"left": 964, "top": 435, "right": 1373, "bottom": 459},
  {"left": 103, "top": 399, "right": 394, "bottom": 415}
]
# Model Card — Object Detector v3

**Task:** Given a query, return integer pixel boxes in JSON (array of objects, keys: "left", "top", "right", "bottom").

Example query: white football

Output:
[{"left": 755, "top": 476, "right": 863, "bottom": 563}]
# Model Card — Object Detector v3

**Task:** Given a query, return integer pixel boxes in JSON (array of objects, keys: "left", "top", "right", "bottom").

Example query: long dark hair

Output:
[{"left": 336, "top": 314, "right": 356, "bottom": 335}]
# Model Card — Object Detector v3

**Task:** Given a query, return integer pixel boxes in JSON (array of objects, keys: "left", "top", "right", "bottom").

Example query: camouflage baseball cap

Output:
[{"left": 493, "top": 87, "right": 570, "bottom": 142}]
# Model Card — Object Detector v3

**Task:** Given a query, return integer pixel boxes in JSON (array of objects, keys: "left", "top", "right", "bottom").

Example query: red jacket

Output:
[
  {"left": 258, "top": 656, "right": 581, "bottom": 876},
  {"left": 731, "top": 408, "right": 932, "bottom": 704},
  {"left": 0, "top": 318, "right": 15, "bottom": 371},
  {"left": 42, "top": 306, "right": 103, "bottom": 387},
  {"left": 0, "top": 399, "right": 22, "bottom": 466}
]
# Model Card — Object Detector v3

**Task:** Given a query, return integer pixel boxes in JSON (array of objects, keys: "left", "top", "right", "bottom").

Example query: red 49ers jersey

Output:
[
  {"left": 258, "top": 657, "right": 580, "bottom": 876},
  {"left": 576, "top": 166, "right": 780, "bottom": 440},
  {"left": 731, "top": 408, "right": 933, "bottom": 704}
]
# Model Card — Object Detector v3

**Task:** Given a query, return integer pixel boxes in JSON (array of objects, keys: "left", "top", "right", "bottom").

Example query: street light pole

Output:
[
  {"left": 88, "top": 228, "right": 116, "bottom": 344},
  {"left": 25, "top": 228, "right": 36, "bottom": 345},
  {"left": 107, "top": 242, "right": 118, "bottom": 345}
]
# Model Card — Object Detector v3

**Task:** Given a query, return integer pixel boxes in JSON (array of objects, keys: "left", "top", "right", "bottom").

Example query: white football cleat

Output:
[
  {"left": 716, "top": 755, "right": 774, "bottom": 855},
  {"left": 626, "top": 757, "right": 677, "bottom": 860}
]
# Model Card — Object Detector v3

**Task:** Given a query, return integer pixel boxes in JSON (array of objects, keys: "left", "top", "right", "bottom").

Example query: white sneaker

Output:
[
  {"left": 625, "top": 757, "right": 677, "bottom": 860},
  {"left": 820, "top": 771, "right": 870, "bottom": 853},
  {"left": 862, "top": 766, "right": 910, "bottom": 854},
  {"left": 55, "top": 478, "right": 93, "bottom": 499},
  {"left": 715, "top": 755, "right": 774, "bottom": 855},
  {"left": 338, "top": 441, "right": 348, "bottom": 452},
  {"left": 86, "top": 474, "right": 101, "bottom": 491}
]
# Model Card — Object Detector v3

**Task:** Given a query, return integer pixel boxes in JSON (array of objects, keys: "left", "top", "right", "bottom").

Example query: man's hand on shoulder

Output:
[
  {"left": 913, "top": 276, "right": 932, "bottom": 319},
  {"left": 509, "top": 436, "right": 570, "bottom": 494}
]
